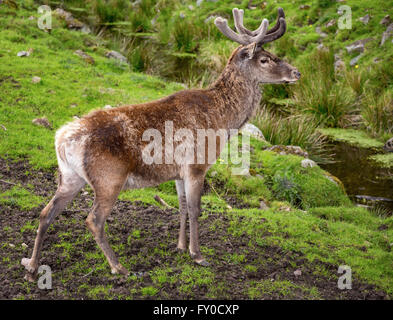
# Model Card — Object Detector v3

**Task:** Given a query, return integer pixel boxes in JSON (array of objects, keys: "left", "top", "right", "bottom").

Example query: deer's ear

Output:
[{"left": 239, "top": 43, "right": 258, "bottom": 60}]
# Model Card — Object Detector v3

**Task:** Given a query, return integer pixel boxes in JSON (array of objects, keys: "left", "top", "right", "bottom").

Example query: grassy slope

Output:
[{"left": 1, "top": 4, "right": 393, "bottom": 298}]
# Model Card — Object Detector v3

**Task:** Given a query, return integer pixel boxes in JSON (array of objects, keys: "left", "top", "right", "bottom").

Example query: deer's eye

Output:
[{"left": 260, "top": 58, "right": 269, "bottom": 64}]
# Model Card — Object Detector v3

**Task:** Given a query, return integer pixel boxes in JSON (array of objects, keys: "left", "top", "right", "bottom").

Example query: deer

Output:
[{"left": 22, "top": 7, "right": 300, "bottom": 280}]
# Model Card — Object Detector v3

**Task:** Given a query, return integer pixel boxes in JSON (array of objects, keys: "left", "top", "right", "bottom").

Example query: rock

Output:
[
  {"left": 345, "top": 38, "right": 373, "bottom": 54},
  {"left": 32, "top": 117, "right": 51, "bottom": 129},
  {"left": 326, "top": 19, "right": 336, "bottom": 28},
  {"left": 81, "top": 25, "right": 92, "bottom": 34},
  {"left": 70, "top": 103, "right": 77, "bottom": 108},
  {"left": 380, "top": 15, "right": 392, "bottom": 26},
  {"left": 31, "top": 76, "right": 41, "bottom": 84},
  {"left": 210, "top": 171, "right": 217, "bottom": 177},
  {"left": 381, "top": 23, "right": 393, "bottom": 46},
  {"left": 299, "top": 4, "right": 310, "bottom": 10},
  {"left": 54, "top": 8, "right": 86, "bottom": 30},
  {"left": 334, "top": 54, "right": 345, "bottom": 73},
  {"left": 350, "top": 54, "right": 363, "bottom": 67},
  {"left": 324, "top": 172, "right": 345, "bottom": 191},
  {"left": 267, "top": 145, "right": 309, "bottom": 158},
  {"left": 17, "top": 48, "right": 33, "bottom": 57},
  {"left": 103, "top": 105, "right": 113, "bottom": 109},
  {"left": 74, "top": 50, "right": 95, "bottom": 64},
  {"left": 301, "top": 159, "right": 317, "bottom": 168},
  {"left": 21, "top": 243, "right": 28, "bottom": 249},
  {"left": 9, "top": 243, "right": 15, "bottom": 248},
  {"left": 259, "top": 200, "right": 269, "bottom": 210},
  {"left": 384, "top": 137, "right": 393, "bottom": 152},
  {"left": 316, "top": 27, "right": 328, "bottom": 38},
  {"left": 359, "top": 14, "right": 370, "bottom": 25},
  {"left": 240, "top": 123, "right": 265, "bottom": 141},
  {"left": 105, "top": 50, "right": 128, "bottom": 64},
  {"left": 294, "top": 269, "right": 302, "bottom": 277},
  {"left": 196, "top": 0, "right": 203, "bottom": 6}
]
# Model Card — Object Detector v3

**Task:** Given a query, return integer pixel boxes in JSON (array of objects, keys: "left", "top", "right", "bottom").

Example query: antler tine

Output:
[
  {"left": 238, "top": 7, "right": 285, "bottom": 37},
  {"left": 214, "top": 17, "right": 250, "bottom": 45},
  {"left": 215, "top": 8, "right": 286, "bottom": 46},
  {"left": 258, "top": 17, "right": 286, "bottom": 45}
]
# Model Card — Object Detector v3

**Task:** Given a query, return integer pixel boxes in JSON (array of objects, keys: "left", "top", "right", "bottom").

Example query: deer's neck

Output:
[{"left": 208, "top": 65, "right": 261, "bottom": 130}]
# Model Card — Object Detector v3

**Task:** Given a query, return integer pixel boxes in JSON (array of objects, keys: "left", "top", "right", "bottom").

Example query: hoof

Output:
[
  {"left": 24, "top": 272, "right": 37, "bottom": 282},
  {"left": 21, "top": 258, "right": 36, "bottom": 274},
  {"left": 176, "top": 246, "right": 187, "bottom": 253},
  {"left": 195, "top": 259, "right": 210, "bottom": 267},
  {"left": 111, "top": 264, "right": 130, "bottom": 276}
]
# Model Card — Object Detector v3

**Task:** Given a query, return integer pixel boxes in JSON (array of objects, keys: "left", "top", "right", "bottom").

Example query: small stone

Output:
[
  {"left": 21, "top": 243, "right": 28, "bottom": 249},
  {"left": 381, "top": 23, "right": 393, "bottom": 46},
  {"left": 384, "top": 137, "right": 393, "bottom": 152},
  {"left": 32, "top": 117, "right": 51, "bottom": 129},
  {"left": 210, "top": 171, "right": 217, "bottom": 177},
  {"left": 32, "top": 76, "right": 41, "bottom": 84},
  {"left": 17, "top": 50, "right": 30, "bottom": 57},
  {"left": 299, "top": 5, "right": 310, "bottom": 10},
  {"left": 380, "top": 15, "right": 392, "bottom": 26},
  {"left": 196, "top": 0, "right": 203, "bottom": 6},
  {"left": 350, "top": 54, "right": 363, "bottom": 67},
  {"left": 103, "top": 105, "right": 112, "bottom": 109},
  {"left": 240, "top": 123, "right": 266, "bottom": 141},
  {"left": 9, "top": 243, "right": 15, "bottom": 248},
  {"left": 70, "top": 103, "right": 77, "bottom": 108},
  {"left": 345, "top": 38, "right": 373, "bottom": 54},
  {"left": 259, "top": 201, "right": 269, "bottom": 210},
  {"left": 294, "top": 269, "right": 302, "bottom": 277},
  {"left": 105, "top": 50, "right": 128, "bottom": 64},
  {"left": 301, "top": 159, "right": 317, "bottom": 168},
  {"left": 316, "top": 27, "right": 327, "bottom": 38},
  {"left": 326, "top": 19, "right": 336, "bottom": 28},
  {"left": 74, "top": 50, "right": 95, "bottom": 64},
  {"left": 359, "top": 14, "right": 370, "bottom": 25}
]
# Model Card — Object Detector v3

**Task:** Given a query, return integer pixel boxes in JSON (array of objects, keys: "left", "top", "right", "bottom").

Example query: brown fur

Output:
[{"left": 22, "top": 44, "right": 300, "bottom": 278}]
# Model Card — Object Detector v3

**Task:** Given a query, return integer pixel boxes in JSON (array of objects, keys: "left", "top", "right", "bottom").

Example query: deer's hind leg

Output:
[
  {"left": 85, "top": 163, "right": 129, "bottom": 275},
  {"left": 22, "top": 167, "right": 85, "bottom": 281}
]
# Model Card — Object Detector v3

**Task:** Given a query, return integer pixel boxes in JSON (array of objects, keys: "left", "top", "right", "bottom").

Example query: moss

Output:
[
  {"left": 369, "top": 153, "right": 393, "bottom": 169},
  {"left": 318, "top": 128, "right": 384, "bottom": 149}
]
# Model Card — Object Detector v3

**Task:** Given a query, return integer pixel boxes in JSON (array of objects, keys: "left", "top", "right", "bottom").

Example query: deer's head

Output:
[{"left": 215, "top": 8, "right": 300, "bottom": 84}]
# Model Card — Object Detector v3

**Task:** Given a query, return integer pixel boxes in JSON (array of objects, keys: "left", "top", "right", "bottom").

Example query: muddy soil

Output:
[{"left": 0, "top": 158, "right": 388, "bottom": 300}]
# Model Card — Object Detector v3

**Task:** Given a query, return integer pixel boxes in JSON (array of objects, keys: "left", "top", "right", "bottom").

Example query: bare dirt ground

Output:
[{"left": 0, "top": 158, "right": 388, "bottom": 300}]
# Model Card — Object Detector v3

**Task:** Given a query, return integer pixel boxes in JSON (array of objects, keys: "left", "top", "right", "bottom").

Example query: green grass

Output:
[
  {"left": 0, "top": 186, "right": 43, "bottom": 210},
  {"left": 0, "top": 5, "right": 183, "bottom": 169}
]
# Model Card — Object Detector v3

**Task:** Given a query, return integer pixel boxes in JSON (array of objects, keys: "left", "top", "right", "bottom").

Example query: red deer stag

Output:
[{"left": 22, "top": 7, "right": 300, "bottom": 280}]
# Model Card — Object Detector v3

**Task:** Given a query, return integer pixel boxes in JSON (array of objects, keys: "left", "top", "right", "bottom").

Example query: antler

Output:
[{"left": 215, "top": 8, "right": 286, "bottom": 46}]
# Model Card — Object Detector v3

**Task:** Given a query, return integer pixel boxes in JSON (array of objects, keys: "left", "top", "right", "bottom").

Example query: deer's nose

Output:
[{"left": 292, "top": 70, "right": 301, "bottom": 79}]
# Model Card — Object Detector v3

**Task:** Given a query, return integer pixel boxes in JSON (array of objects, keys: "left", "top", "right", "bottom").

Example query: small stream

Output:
[{"left": 320, "top": 142, "right": 393, "bottom": 214}]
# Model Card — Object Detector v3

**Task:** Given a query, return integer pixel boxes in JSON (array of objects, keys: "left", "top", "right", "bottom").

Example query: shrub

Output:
[{"left": 362, "top": 92, "right": 393, "bottom": 137}]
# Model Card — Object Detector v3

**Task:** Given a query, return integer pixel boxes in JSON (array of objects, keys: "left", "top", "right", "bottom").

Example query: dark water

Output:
[{"left": 320, "top": 142, "right": 393, "bottom": 214}]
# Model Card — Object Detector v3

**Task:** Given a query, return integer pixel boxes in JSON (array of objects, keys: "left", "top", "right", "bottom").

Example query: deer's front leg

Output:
[
  {"left": 184, "top": 174, "right": 209, "bottom": 267},
  {"left": 175, "top": 180, "right": 188, "bottom": 252}
]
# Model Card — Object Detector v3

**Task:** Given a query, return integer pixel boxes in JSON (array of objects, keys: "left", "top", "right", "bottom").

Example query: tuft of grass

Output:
[
  {"left": 0, "top": 186, "right": 43, "bottom": 210},
  {"left": 362, "top": 92, "right": 393, "bottom": 137},
  {"left": 252, "top": 107, "right": 331, "bottom": 163}
]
